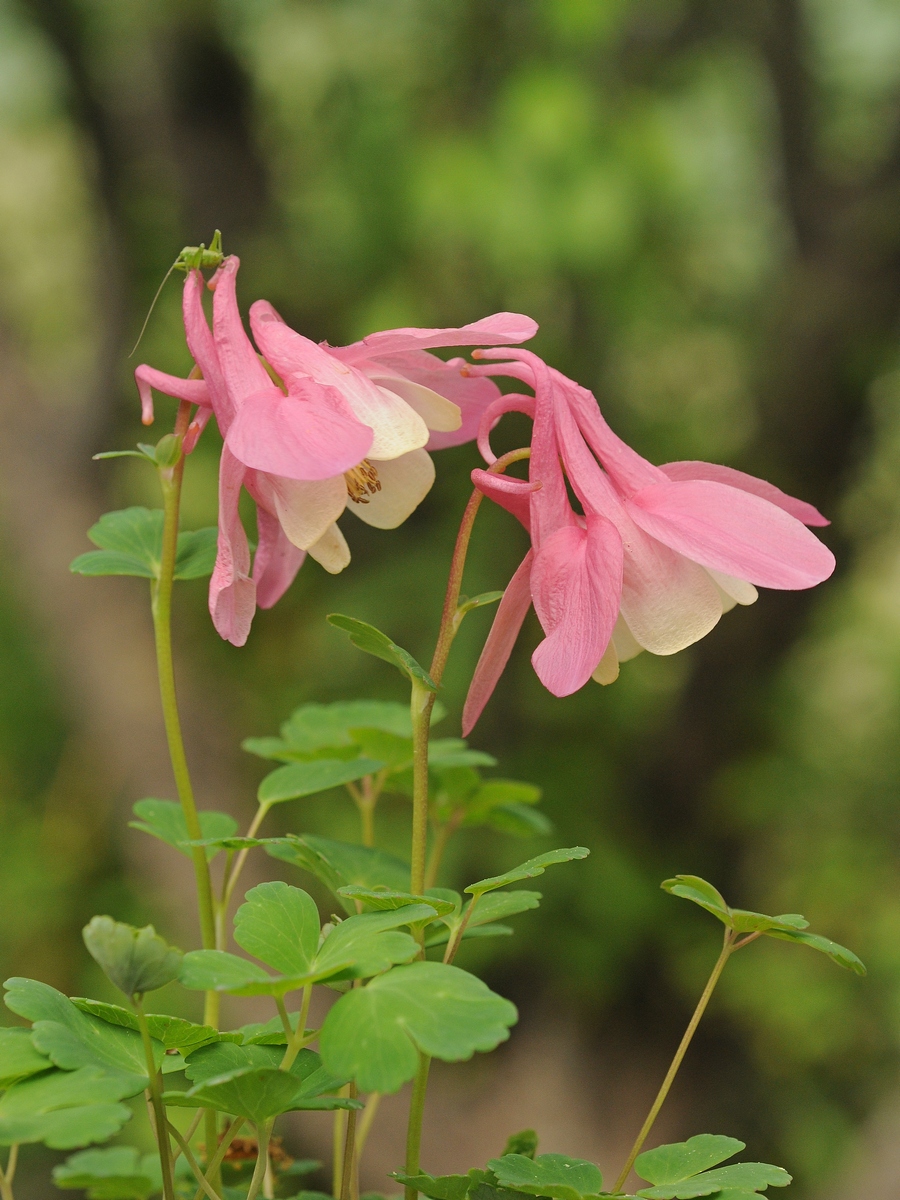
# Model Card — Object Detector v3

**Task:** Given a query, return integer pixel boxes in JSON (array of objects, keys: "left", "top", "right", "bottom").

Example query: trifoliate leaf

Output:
[
  {"left": 635, "top": 1137, "right": 746, "bottom": 1185},
  {"left": 390, "top": 1174, "right": 471, "bottom": 1200},
  {"left": 0, "top": 1066, "right": 134, "bottom": 1148},
  {"left": 70, "top": 509, "right": 218, "bottom": 581},
  {"left": 53, "top": 1147, "right": 161, "bottom": 1200},
  {"left": 487, "top": 1153, "right": 603, "bottom": 1200},
  {"left": 0, "top": 1026, "right": 52, "bottom": 1087},
  {"left": 129, "top": 800, "right": 237, "bottom": 862},
  {"left": 763, "top": 928, "right": 866, "bottom": 975},
  {"left": 660, "top": 877, "right": 729, "bottom": 921},
  {"left": 233, "top": 882, "right": 321, "bottom": 978},
  {"left": 337, "top": 886, "right": 456, "bottom": 918},
  {"left": 69, "top": 1000, "right": 220, "bottom": 1053},
  {"left": 268, "top": 834, "right": 410, "bottom": 913},
  {"left": 163, "top": 1067, "right": 361, "bottom": 1122},
  {"left": 465, "top": 849, "right": 589, "bottom": 897},
  {"left": 258, "top": 758, "right": 385, "bottom": 806}
]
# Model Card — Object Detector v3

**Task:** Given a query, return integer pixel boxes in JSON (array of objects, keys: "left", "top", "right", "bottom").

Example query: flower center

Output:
[{"left": 345, "top": 460, "right": 382, "bottom": 504}]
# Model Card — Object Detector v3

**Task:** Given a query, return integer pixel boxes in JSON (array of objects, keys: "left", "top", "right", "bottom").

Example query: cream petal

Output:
[
  {"left": 342, "top": 386, "right": 428, "bottom": 460},
  {"left": 619, "top": 531, "right": 723, "bottom": 655},
  {"left": 366, "top": 374, "right": 462, "bottom": 432},
  {"left": 707, "top": 568, "right": 759, "bottom": 607},
  {"left": 307, "top": 523, "right": 351, "bottom": 574},
  {"left": 591, "top": 640, "right": 619, "bottom": 685},
  {"left": 263, "top": 474, "right": 348, "bottom": 551},
  {"left": 347, "top": 449, "right": 436, "bottom": 530},
  {"left": 611, "top": 614, "right": 644, "bottom": 662}
]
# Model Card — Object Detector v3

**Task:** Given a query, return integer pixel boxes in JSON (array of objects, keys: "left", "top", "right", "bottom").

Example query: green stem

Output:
[
  {"left": 355, "top": 1092, "right": 381, "bottom": 1159},
  {"left": 167, "top": 1122, "right": 223, "bottom": 1200},
  {"left": 280, "top": 985, "right": 313, "bottom": 1072},
  {"left": 171, "top": 1111, "right": 204, "bottom": 1164},
  {"left": 245, "top": 1124, "right": 270, "bottom": 1200},
  {"left": 333, "top": 1090, "right": 349, "bottom": 1198},
  {"left": 612, "top": 929, "right": 737, "bottom": 1194},
  {"left": 135, "top": 997, "right": 176, "bottom": 1200},
  {"left": 409, "top": 680, "right": 433, "bottom": 898},
  {"left": 340, "top": 1082, "right": 359, "bottom": 1200},
  {"left": 0, "top": 1145, "right": 17, "bottom": 1200},
  {"left": 192, "top": 1116, "right": 245, "bottom": 1200},
  {"left": 443, "top": 894, "right": 479, "bottom": 966},
  {"left": 221, "top": 801, "right": 271, "bottom": 916},
  {"left": 151, "top": 401, "right": 217, "bottom": 953},
  {"left": 404, "top": 1054, "right": 431, "bottom": 1200}
]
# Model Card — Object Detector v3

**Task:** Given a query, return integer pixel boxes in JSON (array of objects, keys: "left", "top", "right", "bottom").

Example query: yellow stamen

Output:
[{"left": 345, "top": 460, "right": 382, "bottom": 504}]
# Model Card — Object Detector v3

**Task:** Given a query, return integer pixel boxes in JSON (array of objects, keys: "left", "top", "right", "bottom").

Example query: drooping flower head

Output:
[
  {"left": 462, "top": 349, "right": 835, "bottom": 732},
  {"left": 135, "top": 256, "right": 538, "bottom": 646}
]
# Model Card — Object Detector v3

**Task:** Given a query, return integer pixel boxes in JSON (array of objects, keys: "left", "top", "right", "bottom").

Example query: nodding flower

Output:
[
  {"left": 461, "top": 349, "right": 835, "bottom": 733},
  {"left": 135, "top": 256, "right": 538, "bottom": 646}
]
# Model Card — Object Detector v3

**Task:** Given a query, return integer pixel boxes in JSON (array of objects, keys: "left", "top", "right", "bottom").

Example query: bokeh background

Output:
[{"left": 1, "top": 0, "right": 900, "bottom": 1196}]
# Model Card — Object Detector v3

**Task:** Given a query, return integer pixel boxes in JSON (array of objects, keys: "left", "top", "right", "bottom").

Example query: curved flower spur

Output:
[
  {"left": 135, "top": 257, "right": 537, "bottom": 645},
  {"left": 462, "top": 348, "right": 836, "bottom": 732}
]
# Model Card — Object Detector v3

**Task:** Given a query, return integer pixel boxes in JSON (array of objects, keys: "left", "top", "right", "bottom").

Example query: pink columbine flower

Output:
[
  {"left": 135, "top": 256, "right": 537, "bottom": 646},
  {"left": 461, "top": 349, "right": 835, "bottom": 733}
]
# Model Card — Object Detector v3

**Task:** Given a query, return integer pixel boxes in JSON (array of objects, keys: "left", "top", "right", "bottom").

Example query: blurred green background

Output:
[{"left": 1, "top": 0, "right": 900, "bottom": 1195}]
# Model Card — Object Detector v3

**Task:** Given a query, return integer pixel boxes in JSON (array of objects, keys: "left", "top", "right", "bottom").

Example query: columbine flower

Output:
[
  {"left": 461, "top": 349, "right": 835, "bottom": 732},
  {"left": 135, "top": 256, "right": 537, "bottom": 645}
]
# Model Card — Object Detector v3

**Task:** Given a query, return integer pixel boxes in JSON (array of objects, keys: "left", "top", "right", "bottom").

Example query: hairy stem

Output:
[
  {"left": 612, "top": 929, "right": 737, "bottom": 1194},
  {"left": 404, "top": 1054, "right": 432, "bottom": 1200},
  {"left": 340, "top": 1082, "right": 359, "bottom": 1200},
  {"left": 135, "top": 997, "right": 176, "bottom": 1200},
  {"left": 151, "top": 400, "right": 217, "bottom": 954}
]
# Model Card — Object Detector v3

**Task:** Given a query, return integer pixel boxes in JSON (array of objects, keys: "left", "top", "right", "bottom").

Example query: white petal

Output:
[
  {"left": 347, "top": 449, "right": 435, "bottom": 530},
  {"left": 263, "top": 474, "right": 348, "bottom": 551},
  {"left": 611, "top": 614, "right": 644, "bottom": 662},
  {"left": 592, "top": 640, "right": 619, "bottom": 685},
  {"left": 338, "top": 384, "right": 428, "bottom": 460},
  {"left": 707, "top": 568, "right": 759, "bottom": 607},
  {"left": 307, "top": 523, "right": 351, "bottom": 573},
  {"left": 367, "top": 374, "right": 462, "bottom": 433},
  {"left": 619, "top": 526, "right": 723, "bottom": 655}
]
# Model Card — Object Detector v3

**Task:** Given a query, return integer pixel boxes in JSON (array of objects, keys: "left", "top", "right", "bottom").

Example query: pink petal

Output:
[
  {"left": 211, "top": 258, "right": 273, "bottom": 422},
  {"left": 133, "top": 366, "right": 210, "bottom": 426},
  {"left": 626, "top": 479, "right": 836, "bottom": 589},
  {"left": 332, "top": 312, "right": 539, "bottom": 365},
  {"left": 183, "top": 406, "right": 213, "bottom": 454},
  {"left": 477, "top": 393, "right": 535, "bottom": 464},
  {"left": 209, "top": 446, "right": 256, "bottom": 646},
  {"left": 471, "top": 468, "right": 535, "bottom": 531},
  {"left": 462, "top": 551, "right": 534, "bottom": 736},
  {"left": 252, "top": 505, "right": 306, "bottom": 609},
  {"left": 530, "top": 515, "right": 623, "bottom": 697},
  {"left": 660, "top": 460, "right": 829, "bottom": 526},
  {"left": 183, "top": 268, "right": 233, "bottom": 429},
  {"left": 225, "top": 384, "right": 373, "bottom": 481}
]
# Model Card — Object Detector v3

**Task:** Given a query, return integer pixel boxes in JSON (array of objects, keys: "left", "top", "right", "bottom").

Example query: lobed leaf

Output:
[
  {"left": 233, "top": 882, "right": 321, "bottom": 978},
  {"left": 53, "top": 1147, "right": 163, "bottom": 1200},
  {"left": 637, "top": 1162, "right": 790, "bottom": 1199},
  {"left": 0, "top": 1027, "right": 52, "bottom": 1087},
  {"left": 163, "top": 1066, "right": 360, "bottom": 1122},
  {"left": 268, "top": 834, "right": 410, "bottom": 912},
  {"left": 0, "top": 1066, "right": 134, "bottom": 1148},
  {"left": 337, "top": 886, "right": 457, "bottom": 917},
  {"left": 390, "top": 1174, "right": 472, "bottom": 1200},
  {"left": 635, "top": 1136, "right": 746, "bottom": 1185},
  {"left": 320, "top": 961, "right": 517, "bottom": 1093},
  {"left": 83, "top": 917, "right": 182, "bottom": 997},
  {"left": 488, "top": 1153, "right": 603, "bottom": 1200},
  {"left": 763, "top": 928, "right": 866, "bottom": 975},
  {"left": 129, "top": 800, "right": 237, "bottom": 862}
]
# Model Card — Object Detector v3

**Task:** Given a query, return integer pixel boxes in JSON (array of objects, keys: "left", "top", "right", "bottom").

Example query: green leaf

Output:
[
  {"left": 763, "top": 928, "right": 867, "bottom": 975},
  {"left": 129, "top": 800, "right": 238, "bottom": 862},
  {"left": 268, "top": 835, "right": 410, "bottom": 913},
  {"left": 0, "top": 1066, "right": 134, "bottom": 1148},
  {"left": 178, "top": 951, "right": 277, "bottom": 996},
  {"left": 83, "top": 917, "right": 182, "bottom": 996},
  {"left": 243, "top": 700, "right": 446, "bottom": 762},
  {"left": 70, "top": 999, "right": 220, "bottom": 1053},
  {"left": 327, "top": 615, "right": 437, "bottom": 690},
  {"left": 464, "top": 891, "right": 542, "bottom": 927},
  {"left": 183, "top": 837, "right": 282, "bottom": 852},
  {"left": 258, "top": 758, "right": 385, "bottom": 806},
  {"left": 660, "top": 877, "right": 730, "bottom": 922},
  {"left": 4, "top": 980, "right": 155, "bottom": 1091},
  {"left": 483, "top": 805, "right": 554, "bottom": 838},
  {"left": 465, "top": 848, "right": 590, "bottom": 897},
  {"left": 337, "top": 886, "right": 457, "bottom": 917},
  {"left": 637, "top": 1163, "right": 791, "bottom": 1199},
  {"left": 348, "top": 729, "right": 413, "bottom": 770},
  {"left": 163, "top": 1067, "right": 361, "bottom": 1121},
  {"left": 457, "top": 591, "right": 504, "bottom": 616},
  {"left": 488, "top": 1153, "right": 603, "bottom": 1200},
  {"left": 233, "top": 882, "right": 321, "bottom": 978},
  {"left": 727, "top": 912, "right": 809, "bottom": 935},
  {"left": 502, "top": 1130, "right": 538, "bottom": 1159},
  {"left": 233, "top": 1011, "right": 305, "bottom": 1046},
  {"left": 174, "top": 528, "right": 218, "bottom": 579},
  {"left": 319, "top": 961, "right": 517, "bottom": 1093},
  {"left": 0, "top": 1026, "right": 52, "bottom": 1086},
  {"left": 53, "top": 1147, "right": 158, "bottom": 1200},
  {"left": 428, "top": 741, "right": 497, "bottom": 769},
  {"left": 312, "top": 907, "right": 432, "bottom": 980},
  {"left": 464, "top": 781, "right": 542, "bottom": 819},
  {"left": 390, "top": 1174, "right": 471, "bottom": 1200},
  {"left": 635, "top": 1137, "right": 746, "bottom": 1185},
  {"left": 184, "top": 1044, "right": 345, "bottom": 1101},
  {"left": 70, "top": 551, "right": 156, "bottom": 578}
]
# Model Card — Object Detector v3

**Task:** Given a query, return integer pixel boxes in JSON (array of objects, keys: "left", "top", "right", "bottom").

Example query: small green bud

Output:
[
  {"left": 154, "top": 434, "right": 182, "bottom": 468},
  {"left": 83, "top": 916, "right": 183, "bottom": 997}
]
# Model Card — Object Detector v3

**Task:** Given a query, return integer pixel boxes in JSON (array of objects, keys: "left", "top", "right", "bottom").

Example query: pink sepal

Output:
[
  {"left": 252, "top": 506, "right": 306, "bottom": 609},
  {"left": 462, "top": 551, "right": 534, "bottom": 736},
  {"left": 209, "top": 447, "right": 256, "bottom": 646},
  {"left": 133, "top": 366, "right": 209, "bottom": 426},
  {"left": 660, "top": 460, "right": 829, "bottom": 526},
  {"left": 471, "top": 469, "right": 535, "bottom": 531},
  {"left": 333, "top": 312, "right": 539, "bottom": 365}
]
